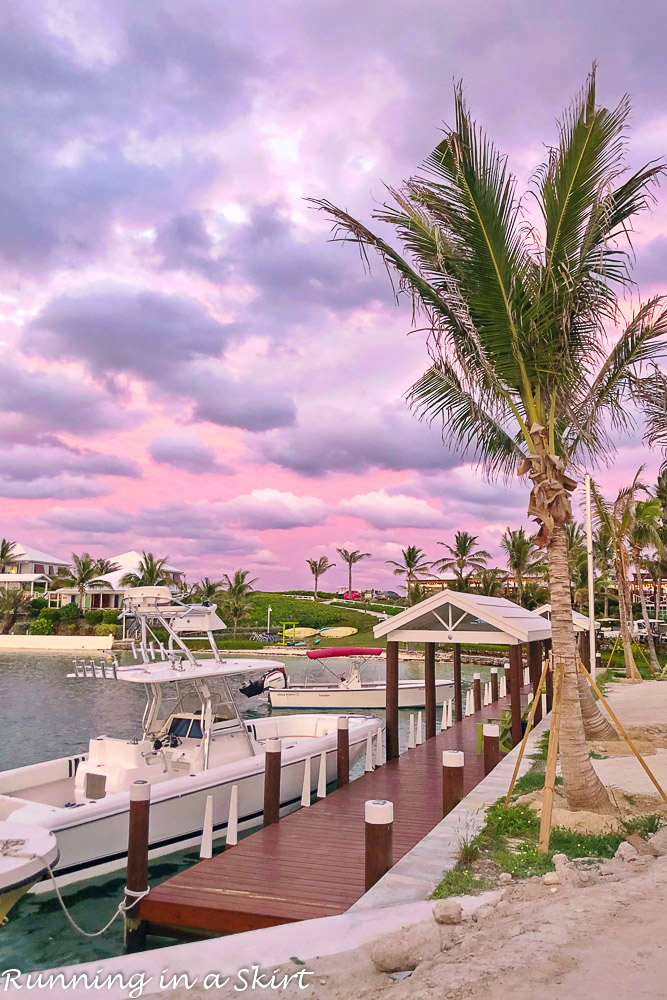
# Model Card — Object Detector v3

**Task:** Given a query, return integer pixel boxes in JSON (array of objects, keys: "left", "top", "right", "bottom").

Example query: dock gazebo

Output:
[{"left": 373, "top": 591, "right": 553, "bottom": 760}]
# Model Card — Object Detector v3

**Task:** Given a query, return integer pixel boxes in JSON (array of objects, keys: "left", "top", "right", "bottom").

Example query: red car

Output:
[{"left": 343, "top": 591, "right": 361, "bottom": 600}]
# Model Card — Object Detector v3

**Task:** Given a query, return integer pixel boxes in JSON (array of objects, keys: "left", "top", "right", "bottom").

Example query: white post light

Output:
[{"left": 267, "top": 605, "right": 272, "bottom": 632}]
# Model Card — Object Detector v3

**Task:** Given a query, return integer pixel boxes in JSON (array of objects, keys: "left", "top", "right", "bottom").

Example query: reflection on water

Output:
[{"left": 0, "top": 649, "right": 491, "bottom": 970}]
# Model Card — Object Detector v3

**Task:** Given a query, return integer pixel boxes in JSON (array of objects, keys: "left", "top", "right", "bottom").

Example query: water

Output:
[{"left": 0, "top": 650, "right": 491, "bottom": 971}]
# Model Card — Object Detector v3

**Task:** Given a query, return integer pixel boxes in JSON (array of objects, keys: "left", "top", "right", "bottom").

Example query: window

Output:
[
  {"left": 168, "top": 717, "right": 192, "bottom": 738},
  {"left": 189, "top": 719, "right": 203, "bottom": 739},
  {"left": 34, "top": 564, "right": 45, "bottom": 573}
]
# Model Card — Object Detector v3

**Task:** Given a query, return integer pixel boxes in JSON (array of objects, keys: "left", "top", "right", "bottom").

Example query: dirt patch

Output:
[
  {"left": 590, "top": 723, "right": 667, "bottom": 758},
  {"left": 515, "top": 786, "right": 667, "bottom": 833}
]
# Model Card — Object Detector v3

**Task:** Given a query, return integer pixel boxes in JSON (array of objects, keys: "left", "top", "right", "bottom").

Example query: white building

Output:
[
  {"left": 2, "top": 543, "right": 70, "bottom": 576},
  {"left": 50, "top": 550, "right": 186, "bottom": 610}
]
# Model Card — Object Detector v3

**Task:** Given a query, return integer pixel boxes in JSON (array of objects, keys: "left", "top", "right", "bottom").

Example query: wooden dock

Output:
[{"left": 141, "top": 686, "right": 529, "bottom": 937}]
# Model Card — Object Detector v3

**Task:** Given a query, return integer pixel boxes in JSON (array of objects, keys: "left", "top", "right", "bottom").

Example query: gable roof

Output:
[
  {"left": 100, "top": 551, "right": 185, "bottom": 590},
  {"left": 373, "top": 589, "right": 551, "bottom": 645},
  {"left": 12, "top": 543, "right": 69, "bottom": 567},
  {"left": 535, "top": 603, "right": 599, "bottom": 633}
]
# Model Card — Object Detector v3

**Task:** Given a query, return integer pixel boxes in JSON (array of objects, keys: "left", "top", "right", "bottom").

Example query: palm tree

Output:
[
  {"left": 336, "top": 548, "right": 371, "bottom": 595},
  {"left": 120, "top": 552, "right": 172, "bottom": 588},
  {"left": 311, "top": 71, "right": 667, "bottom": 809},
  {"left": 93, "top": 558, "right": 121, "bottom": 576},
  {"left": 193, "top": 577, "right": 225, "bottom": 602},
  {"left": 629, "top": 497, "right": 663, "bottom": 673},
  {"left": 0, "top": 539, "right": 17, "bottom": 573},
  {"left": 434, "top": 531, "right": 490, "bottom": 590},
  {"left": 593, "top": 527, "right": 614, "bottom": 618},
  {"left": 218, "top": 570, "right": 257, "bottom": 636},
  {"left": 477, "top": 568, "right": 507, "bottom": 597},
  {"left": 306, "top": 557, "right": 335, "bottom": 599},
  {"left": 0, "top": 590, "right": 29, "bottom": 633},
  {"left": 60, "top": 553, "right": 113, "bottom": 599},
  {"left": 520, "top": 579, "right": 550, "bottom": 611},
  {"left": 501, "top": 528, "right": 545, "bottom": 602},
  {"left": 385, "top": 545, "right": 432, "bottom": 599}
]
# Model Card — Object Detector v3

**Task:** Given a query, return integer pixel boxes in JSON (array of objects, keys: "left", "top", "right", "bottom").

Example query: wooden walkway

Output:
[{"left": 141, "top": 687, "right": 528, "bottom": 936}]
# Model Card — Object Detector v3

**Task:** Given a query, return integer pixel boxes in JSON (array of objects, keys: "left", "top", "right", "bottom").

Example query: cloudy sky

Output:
[{"left": 2, "top": 0, "right": 667, "bottom": 590}]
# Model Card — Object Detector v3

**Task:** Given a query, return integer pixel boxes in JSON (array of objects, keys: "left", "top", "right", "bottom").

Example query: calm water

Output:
[{"left": 0, "top": 650, "right": 490, "bottom": 971}]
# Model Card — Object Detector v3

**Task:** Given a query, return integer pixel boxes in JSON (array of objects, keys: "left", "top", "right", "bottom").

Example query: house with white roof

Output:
[
  {"left": 49, "top": 550, "right": 186, "bottom": 610},
  {"left": 0, "top": 543, "right": 70, "bottom": 595}
]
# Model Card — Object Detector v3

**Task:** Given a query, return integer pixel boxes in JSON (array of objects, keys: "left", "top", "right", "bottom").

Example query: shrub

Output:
[
  {"left": 59, "top": 602, "right": 80, "bottom": 624},
  {"left": 30, "top": 617, "right": 54, "bottom": 635},
  {"left": 102, "top": 610, "right": 121, "bottom": 625},
  {"left": 28, "top": 597, "right": 48, "bottom": 618},
  {"left": 249, "top": 594, "right": 371, "bottom": 631},
  {"left": 39, "top": 607, "right": 61, "bottom": 624},
  {"left": 94, "top": 623, "right": 121, "bottom": 638},
  {"left": 84, "top": 610, "right": 104, "bottom": 626}
]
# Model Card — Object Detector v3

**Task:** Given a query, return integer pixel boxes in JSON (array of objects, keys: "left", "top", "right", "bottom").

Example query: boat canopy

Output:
[
  {"left": 306, "top": 647, "right": 383, "bottom": 659},
  {"left": 103, "top": 658, "right": 285, "bottom": 684}
]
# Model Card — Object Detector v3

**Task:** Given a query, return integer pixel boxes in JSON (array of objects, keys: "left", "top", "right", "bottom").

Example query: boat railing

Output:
[{"left": 71, "top": 656, "right": 119, "bottom": 681}]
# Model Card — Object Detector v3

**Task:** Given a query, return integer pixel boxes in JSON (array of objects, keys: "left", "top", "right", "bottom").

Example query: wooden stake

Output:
[
  {"left": 504, "top": 654, "right": 550, "bottom": 805},
  {"left": 537, "top": 658, "right": 564, "bottom": 853}
]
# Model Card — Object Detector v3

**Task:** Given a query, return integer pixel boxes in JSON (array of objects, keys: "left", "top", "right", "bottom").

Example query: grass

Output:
[{"left": 431, "top": 867, "right": 494, "bottom": 899}]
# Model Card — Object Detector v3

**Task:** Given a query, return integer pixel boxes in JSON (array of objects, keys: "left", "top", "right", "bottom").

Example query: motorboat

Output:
[
  {"left": 0, "top": 822, "right": 58, "bottom": 923},
  {"left": 0, "top": 588, "right": 380, "bottom": 891},
  {"left": 263, "top": 647, "right": 453, "bottom": 710}
]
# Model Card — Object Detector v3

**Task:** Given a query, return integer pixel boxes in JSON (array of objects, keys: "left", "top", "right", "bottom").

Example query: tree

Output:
[
  {"left": 501, "top": 528, "right": 545, "bottom": 602},
  {"left": 336, "top": 548, "right": 371, "bottom": 595},
  {"left": 593, "top": 527, "right": 614, "bottom": 618},
  {"left": 385, "top": 545, "right": 433, "bottom": 599},
  {"left": 0, "top": 539, "right": 17, "bottom": 573},
  {"left": 93, "top": 558, "right": 121, "bottom": 576},
  {"left": 0, "top": 590, "right": 29, "bottom": 633},
  {"left": 120, "top": 552, "right": 172, "bottom": 588},
  {"left": 629, "top": 497, "right": 663, "bottom": 673},
  {"left": 60, "top": 553, "right": 113, "bottom": 598},
  {"left": 306, "top": 557, "right": 335, "bottom": 599},
  {"left": 193, "top": 577, "right": 225, "bottom": 602},
  {"left": 311, "top": 70, "right": 667, "bottom": 809},
  {"left": 434, "top": 531, "right": 490, "bottom": 590},
  {"left": 216, "top": 570, "right": 257, "bottom": 636},
  {"left": 477, "top": 568, "right": 507, "bottom": 597}
]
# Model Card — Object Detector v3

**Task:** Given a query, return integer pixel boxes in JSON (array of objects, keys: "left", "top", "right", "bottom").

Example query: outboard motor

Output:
[{"left": 240, "top": 666, "right": 287, "bottom": 698}]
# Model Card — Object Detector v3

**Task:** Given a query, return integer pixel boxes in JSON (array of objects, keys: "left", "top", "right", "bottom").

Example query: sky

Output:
[{"left": 2, "top": 0, "right": 667, "bottom": 591}]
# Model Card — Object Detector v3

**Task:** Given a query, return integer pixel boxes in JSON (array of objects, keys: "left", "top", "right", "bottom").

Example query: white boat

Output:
[
  {"left": 0, "top": 588, "right": 380, "bottom": 891},
  {"left": 0, "top": 821, "right": 58, "bottom": 923},
  {"left": 264, "top": 647, "right": 453, "bottom": 710}
]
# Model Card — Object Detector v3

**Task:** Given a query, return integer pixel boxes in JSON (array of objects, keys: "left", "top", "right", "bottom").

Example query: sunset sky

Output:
[{"left": 2, "top": 0, "right": 667, "bottom": 591}]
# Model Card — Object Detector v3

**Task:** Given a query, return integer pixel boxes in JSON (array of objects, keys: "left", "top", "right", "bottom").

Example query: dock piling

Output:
[
  {"left": 473, "top": 674, "right": 482, "bottom": 712},
  {"left": 337, "top": 717, "right": 350, "bottom": 787},
  {"left": 200, "top": 794, "right": 214, "bottom": 859},
  {"left": 263, "top": 738, "right": 281, "bottom": 827},
  {"left": 364, "top": 731, "right": 373, "bottom": 772},
  {"left": 124, "top": 779, "right": 150, "bottom": 953},
  {"left": 442, "top": 750, "right": 464, "bottom": 817},
  {"left": 227, "top": 785, "right": 239, "bottom": 847},
  {"left": 301, "top": 757, "right": 312, "bottom": 807},
  {"left": 440, "top": 700, "right": 448, "bottom": 732},
  {"left": 416, "top": 711, "right": 423, "bottom": 746},
  {"left": 408, "top": 714, "right": 416, "bottom": 749},
  {"left": 375, "top": 730, "right": 383, "bottom": 768},
  {"left": 364, "top": 799, "right": 393, "bottom": 892},
  {"left": 490, "top": 667, "right": 499, "bottom": 702},
  {"left": 483, "top": 724, "right": 500, "bottom": 776},
  {"left": 317, "top": 750, "right": 327, "bottom": 798}
]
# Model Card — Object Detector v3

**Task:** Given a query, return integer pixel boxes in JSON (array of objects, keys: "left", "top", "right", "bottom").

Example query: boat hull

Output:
[{"left": 269, "top": 679, "right": 452, "bottom": 710}]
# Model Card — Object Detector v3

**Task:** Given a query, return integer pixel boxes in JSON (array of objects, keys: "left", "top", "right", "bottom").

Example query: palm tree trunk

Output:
[
  {"left": 635, "top": 559, "right": 660, "bottom": 673},
  {"left": 576, "top": 669, "right": 618, "bottom": 739},
  {"left": 546, "top": 523, "right": 610, "bottom": 810},
  {"left": 313, "top": 573, "right": 319, "bottom": 600},
  {"left": 616, "top": 561, "right": 641, "bottom": 681},
  {"left": 348, "top": 562, "right": 352, "bottom": 595}
]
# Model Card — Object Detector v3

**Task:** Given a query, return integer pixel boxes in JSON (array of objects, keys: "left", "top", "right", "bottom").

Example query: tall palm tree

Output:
[
  {"left": 336, "top": 548, "right": 371, "bottom": 595},
  {"left": 218, "top": 570, "right": 257, "bottom": 635},
  {"left": 311, "top": 71, "right": 667, "bottom": 809},
  {"left": 60, "top": 553, "right": 113, "bottom": 598},
  {"left": 593, "top": 527, "right": 614, "bottom": 618},
  {"left": 93, "top": 558, "right": 121, "bottom": 576},
  {"left": 0, "top": 539, "right": 17, "bottom": 573},
  {"left": 194, "top": 577, "right": 225, "bottom": 602},
  {"left": 434, "top": 531, "right": 490, "bottom": 590},
  {"left": 629, "top": 497, "right": 663, "bottom": 673},
  {"left": 120, "top": 552, "right": 172, "bottom": 588},
  {"left": 385, "top": 545, "right": 432, "bottom": 598},
  {"left": 306, "top": 557, "right": 335, "bottom": 600},
  {"left": 500, "top": 528, "right": 545, "bottom": 602}
]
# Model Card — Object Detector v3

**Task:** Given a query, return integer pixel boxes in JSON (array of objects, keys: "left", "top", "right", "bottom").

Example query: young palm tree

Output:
[
  {"left": 593, "top": 527, "right": 614, "bottom": 618},
  {"left": 0, "top": 539, "right": 17, "bottom": 573},
  {"left": 60, "top": 553, "right": 113, "bottom": 599},
  {"left": 194, "top": 577, "right": 225, "bottom": 602},
  {"left": 120, "top": 552, "right": 172, "bottom": 588},
  {"left": 306, "top": 557, "right": 335, "bottom": 600},
  {"left": 311, "top": 71, "right": 667, "bottom": 809},
  {"left": 434, "top": 531, "right": 490, "bottom": 590},
  {"left": 629, "top": 497, "right": 663, "bottom": 673},
  {"left": 477, "top": 567, "right": 507, "bottom": 597},
  {"left": 520, "top": 579, "right": 550, "bottom": 611},
  {"left": 500, "top": 528, "right": 545, "bottom": 602},
  {"left": 0, "top": 590, "right": 29, "bottom": 633},
  {"left": 385, "top": 545, "right": 432, "bottom": 598},
  {"left": 336, "top": 548, "right": 371, "bottom": 595},
  {"left": 218, "top": 570, "right": 258, "bottom": 635},
  {"left": 93, "top": 558, "right": 121, "bottom": 576}
]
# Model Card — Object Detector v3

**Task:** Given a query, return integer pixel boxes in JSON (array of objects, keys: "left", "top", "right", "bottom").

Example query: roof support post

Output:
[
  {"left": 424, "top": 642, "right": 436, "bottom": 740},
  {"left": 509, "top": 644, "right": 523, "bottom": 747},
  {"left": 452, "top": 644, "right": 462, "bottom": 724},
  {"left": 386, "top": 641, "right": 399, "bottom": 760},
  {"left": 528, "top": 640, "right": 543, "bottom": 725}
]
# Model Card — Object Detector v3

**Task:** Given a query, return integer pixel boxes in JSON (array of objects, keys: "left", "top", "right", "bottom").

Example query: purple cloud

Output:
[{"left": 149, "top": 433, "right": 234, "bottom": 475}]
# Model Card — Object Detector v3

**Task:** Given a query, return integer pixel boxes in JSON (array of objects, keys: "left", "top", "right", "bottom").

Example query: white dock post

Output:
[
  {"left": 440, "top": 701, "right": 448, "bottom": 732},
  {"left": 416, "top": 711, "right": 423, "bottom": 746},
  {"left": 317, "top": 750, "right": 327, "bottom": 798},
  {"left": 500, "top": 674, "right": 507, "bottom": 698},
  {"left": 408, "top": 714, "right": 416, "bottom": 749},
  {"left": 375, "top": 729, "right": 383, "bottom": 768},
  {"left": 447, "top": 699, "right": 452, "bottom": 729},
  {"left": 301, "top": 756, "right": 312, "bottom": 807},
  {"left": 227, "top": 784, "right": 239, "bottom": 847},
  {"left": 200, "top": 794, "right": 214, "bottom": 859},
  {"left": 365, "top": 731, "right": 374, "bottom": 771}
]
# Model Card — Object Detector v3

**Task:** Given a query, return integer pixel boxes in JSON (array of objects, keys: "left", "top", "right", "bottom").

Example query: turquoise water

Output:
[{"left": 0, "top": 650, "right": 488, "bottom": 971}]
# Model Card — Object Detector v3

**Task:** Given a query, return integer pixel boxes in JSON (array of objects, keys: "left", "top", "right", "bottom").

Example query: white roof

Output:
[
  {"left": 114, "top": 658, "right": 283, "bottom": 684},
  {"left": 12, "top": 543, "right": 69, "bottom": 567},
  {"left": 99, "top": 551, "right": 185, "bottom": 590},
  {"left": 535, "top": 604, "right": 599, "bottom": 633},
  {"left": 0, "top": 573, "right": 51, "bottom": 583},
  {"left": 373, "top": 590, "right": 552, "bottom": 645}
]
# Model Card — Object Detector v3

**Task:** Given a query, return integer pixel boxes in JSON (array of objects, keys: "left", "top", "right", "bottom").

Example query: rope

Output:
[{"left": 39, "top": 857, "right": 150, "bottom": 938}]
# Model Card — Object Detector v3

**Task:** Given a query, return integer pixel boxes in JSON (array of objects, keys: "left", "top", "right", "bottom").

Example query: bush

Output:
[
  {"left": 59, "top": 602, "right": 80, "bottom": 624},
  {"left": 249, "top": 593, "right": 371, "bottom": 631},
  {"left": 39, "top": 607, "right": 61, "bottom": 624},
  {"left": 28, "top": 597, "right": 48, "bottom": 618},
  {"left": 30, "top": 617, "right": 54, "bottom": 635},
  {"left": 84, "top": 610, "right": 104, "bottom": 626},
  {"left": 94, "top": 623, "right": 121, "bottom": 638},
  {"left": 102, "top": 610, "right": 121, "bottom": 625}
]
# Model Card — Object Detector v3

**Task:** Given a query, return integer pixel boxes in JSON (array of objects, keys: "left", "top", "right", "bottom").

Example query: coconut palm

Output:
[
  {"left": 93, "top": 558, "right": 121, "bottom": 576},
  {"left": 500, "top": 528, "right": 545, "bottom": 602},
  {"left": 593, "top": 527, "right": 614, "bottom": 618},
  {"left": 60, "top": 553, "right": 113, "bottom": 598},
  {"left": 0, "top": 539, "right": 17, "bottom": 573},
  {"left": 385, "top": 545, "right": 432, "bottom": 599},
  {"left": 120, "top": 552, "right": 172, "bottom": 588},
  {"left": 477, "top": 568, "right": 507, "bottom": 597},
  {"left": 306, "top": 557, "right": 335, "bottom": 600},
  {"left": 336, "top": 548, "right": 371, "bottom": 596},
  {"left": 520, "top": 579, "right": 551, "bottom": 611},
  {"left": 0, "top": 589, "right": 29, "bottom": 633},
  {"left": 311, "top": 71, "right": 667, "bottom": 808},
  {"left": 218, "top": 570, "right": 257, "bottom": 635},
  {"left": 434, "top": 531, "right": 490, "bottom": 590},
  {"left": 193, "top": 577, "right": 225, "bottom": 602},
  {"left": 629, "top": 497, "right": 664, "bottom": 673}
]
